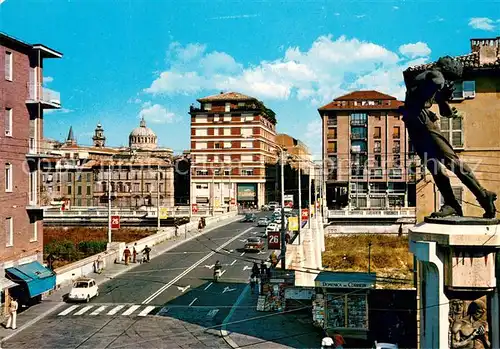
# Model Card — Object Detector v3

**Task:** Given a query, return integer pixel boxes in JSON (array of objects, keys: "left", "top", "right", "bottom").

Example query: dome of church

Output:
[{"left": 129, "top": 117, "right": 157, "bottom": 150}]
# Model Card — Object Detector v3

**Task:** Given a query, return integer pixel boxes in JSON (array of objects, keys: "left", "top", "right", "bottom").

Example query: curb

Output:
[
  {"left": 220, "top": 284, "right": 250, "bottom": 349},
  {"left": 0, "top": 214, "right": 242, "bottom": 345}
]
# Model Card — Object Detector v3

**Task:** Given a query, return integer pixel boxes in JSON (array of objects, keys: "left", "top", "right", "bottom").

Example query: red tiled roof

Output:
[
  {"left": 405, "top": 52, "right": 500, "bottom": 73},
  {"left": 197, "top": 92, "right": 257, "bottom": 103},
  {"left": 318, "top": 90, "right": 403, "bottom": 111}
]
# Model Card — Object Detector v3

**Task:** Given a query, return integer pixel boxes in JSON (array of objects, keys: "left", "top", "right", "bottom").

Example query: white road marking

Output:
[
  {"left": 58, "top": 305, "right": 79, "bottom": 316},
  {"left": 90, "top": 306, "right": 108, "bottom": 315},
  {"left": 189, "top": 298, "right": 198, "bottom": 307},
  {"left": 205, "top": 264, "right": 214, "bottom": 269},
  {"left": 243, "top": 265, "right": 252, "bottom": 271},
  {"left": 239, "top": 239, "right": 247, "bottom": 242},
  {"left": 223, "top": 287, "right": 237, "bottom": 294},
  {"left": 220, "top": 270, "right": 226, "bottom": 277},
  {"left": 207, "top": 309, "right": 219, "bottom": 318},
  {"left": 107, "top": 305, "right": 125, "bottom": 315},
  {"left": 177, "top": 285, "right": 191, "bottom": 293},
  {"left": 142, "top": 227, "right": 254, "bottom": 304},
  {"left": 240, "top": 252, "right": 245, "bottom": 256},
  {"left": 204, "top": 282, "right": 213, "bottom": 291},
  {"left": 138, "top": 306, "right": 156, "bottom": 317},
  {"left": 230, "top": 260, "right": 237, "bottom": 266},
  {"left": 122, "top": 305, "right": 141, "bottom": 316},
  {"left": 74, "top": 305, "right": 93, "bottom": 316}
]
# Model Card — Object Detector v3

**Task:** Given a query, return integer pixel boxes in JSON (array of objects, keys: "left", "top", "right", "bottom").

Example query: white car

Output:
[
  {"left": 283, "top": 206, "right": 293, "bottom": 213},
  {"left": 266, "top": 222, "right": 280, "bottom": 234},
  {"left": 68, "top": 277, "right": 99, "bottom": 302},
  {"left": 257, "top": 217, "right": 270, "bottom": 226},
  {"left": 373, "top": 342, "right": 398, "bottom": 349}
]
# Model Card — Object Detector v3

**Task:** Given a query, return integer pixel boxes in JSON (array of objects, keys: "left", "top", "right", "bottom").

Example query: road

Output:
[{"left": 2, "top": 213, "right": 271, "bottom": 349}]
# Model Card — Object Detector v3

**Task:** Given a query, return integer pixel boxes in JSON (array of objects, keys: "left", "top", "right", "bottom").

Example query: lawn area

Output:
[
  {"left": 322, "top": 234, "right": 414, "bottom": 288},
  {"left": 44, "top": 227, "right": 156, "bottom": 269}
]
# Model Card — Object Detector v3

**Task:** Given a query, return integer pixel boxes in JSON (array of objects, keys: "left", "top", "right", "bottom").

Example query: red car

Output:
[{"left": 244, "top": 237, "right": 265, "bottom": 252}]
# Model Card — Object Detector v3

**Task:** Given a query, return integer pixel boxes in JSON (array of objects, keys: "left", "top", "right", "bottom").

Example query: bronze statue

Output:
[
  {"left": 402, "top": 56, "right": 497, "bottom": 218},
  {"left": 450, "top": 300, "right": 490, "bottom": 349}
]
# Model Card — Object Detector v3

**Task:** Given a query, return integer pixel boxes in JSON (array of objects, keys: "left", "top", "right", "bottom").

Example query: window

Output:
[
  {"left": 68, "top": 173, "right": 73, "bottom": 182},
  {"left": 374, "top": 127, "right": 381, "bottom": 139},
  {"left": 389, "top": 168, "right": 403, "bottom": 179},
  {"left": 77, "top": 174, "right": 82, "bottom": 182},
  {"left": 242, "top": 128, "right": 252, "bottom": 137},
  {"left": 327, "top": 115, "right": 337, "bottom": 126},
  {"left": 145, "top": 183, "right": 151, "bottom": 192},
  {"left": 351, "top": 113, "right": 367, "bottom": 125},
  {"left": 133, "top": 183, "right": 140, "bottom": 192},
  {"left": 213, "top": 155, "right": 220, "bottom": 163},
  {"left": 241, "top": 141, "right": 252, "bottom": 148},
  {"left": 243, "top": 169, "right": 254, "bottom": 176},
  {"left": 68, "top": 186, "right": 72, "bottom": 195},
  {"left": 223, "top": 114, "right": 231, "bottom": 122},
  {"left": 213, "top": 115, "right": 220, "bottom": 122},
  {"left": 225, "top": 103, "right": 231, "bottom": 112},
  {"left": 195, "top": 142, "right": 207, "bottom": 150},
  {"left": 327, "top": 128, "right": 337, "bottom": 139},
  {"left": 5, "top": 163, "right": 12, "bottom": 192},
  {"left": 241, "top": 154, "right": 252, "bottom": 162},
  {"left": 374, "top": 141, "right": 381, "bottom": 153},
  {"left": 328, "top": 141, "right": 337, "bottom": 153},
  {"left": 86, "top": 186, "right": 91, "bottom": 195},
  {"left": 393, "top": 154, "right": 401, "bottom": 167},
  {"left": 374, "top": 155, "right": 382, "bottom": 167},
  {"left": 244, "top": 115, "right": 254, "bottom": 122},
  {"left": 223, "top": 128, "right": 230, "bottom": 136},
  {"left": 196, "top": 116, "right": 208, "bottom": 123},
  {"left": 77, "top": 198, "right": 82, "bottom": 206},
  {"left": 203, "top": 103, "right": 212, "bottom": 111},
  {"left": 393, "top": 126, "right": 400, "bottom": 139},
  {"left": 215, "top": 142, "right": 221, "bottom": 149},
  {"left": 5, "top": 217, "right": 13, "bottom": 247},
  {"left": 195, "top": 128, "right": 207, "bottom": 136},
  {"left": 440, "top": 186, "right": 463, "bottom": 206},
  {"left": 29, "top": 171, "right": 36, "bottom": 204},
  {"left": 224, "top": 169, "right": 231, "bottom": 176},
  {"left": 5, "top": 51, "right": 12, "bottom": 81},
  {"left": 224, "top": 155, "right": 231, "bottom": 163},
  {"left": 196, "top": 170, "right": 209, "bottom": 176},
  {"left": 224, "top": 142, "right": 232, "bottom": 148},
  {"left": 5, "top": 108, "right": 12, "bottom": 136},
  {"left": 370, "top": 168, "right": 383, "bottom": 179},
  {"left": 196, "top": 155, "right": 207, "bottom": 163},
  {"left": 77, "top": 186, "right": 82, "bottom": 195},
  {"left": 86, "top": 173, "right": 91, "bottom": 182},
  {"left": 440, "top": 117, "right": 463, "bottom": 148},
  {"left": 463, "top": 81, "right": 475, "bottom": 98},
  {"left": 214, "top": 169, "right": 220, "bottom": 176}
]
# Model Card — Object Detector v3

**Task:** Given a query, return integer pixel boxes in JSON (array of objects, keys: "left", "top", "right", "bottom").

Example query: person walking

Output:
[
  {"left": 142, "top": 245, "right": 151, "bottom": 262},
  {"left": 132, "top": 243, "right": 138, "bottom": 263},
  {"left": 333, "top": 331, "right": 346, "bottom": 349},
  {"left": 249, "top": 273, "right": 257, "bottom": 294},
  {"left": 6, "top": 297, "right": 18, "bottom": 330},
  {"left": 252, "top": 262, "right": 260, "bottom": 276},
  {"left": 123, "top": 246, "right": 131, "bottom": 265}
]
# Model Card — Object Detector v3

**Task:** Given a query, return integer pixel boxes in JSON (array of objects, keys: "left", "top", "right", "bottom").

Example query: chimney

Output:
[{"left": 470, "top": 37, "right": 500, "bottom": 65}]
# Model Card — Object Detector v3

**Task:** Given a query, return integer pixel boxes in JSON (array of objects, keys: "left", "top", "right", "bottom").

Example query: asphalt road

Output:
[{"left": 2, "top": 212, "right": 272, "bottom": 349}]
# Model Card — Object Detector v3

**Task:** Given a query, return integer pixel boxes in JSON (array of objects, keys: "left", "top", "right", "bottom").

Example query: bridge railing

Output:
[{"left": 327, "top": 208, "right": 416, "bottom": 218}]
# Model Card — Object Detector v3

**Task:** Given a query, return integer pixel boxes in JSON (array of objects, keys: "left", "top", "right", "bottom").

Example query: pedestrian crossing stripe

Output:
[{"left": 57, "top": 304, "right": 157, "bottom": 317}]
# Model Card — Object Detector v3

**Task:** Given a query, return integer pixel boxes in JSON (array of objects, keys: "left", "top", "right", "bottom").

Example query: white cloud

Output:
[
  {"left": 127, "top": 97, "right": 142, "bottom": 104},
  {"left": 398, "top": 42, "right": 432, "bottom": 58},
  {"left": 44, "top": 108, "right": 73, "bottom": 115},
  {"left": 468, "top": 17, "right": 496, "bottom": 31},
  {"left": 139, "top": 104, "right": 176, "bottom": 124},
  {"left": 210, "top": 14, "right": 259, "bottom": 20},
  {"left": 43, "top": 76, "right": 54, "bottom": 84},
  {"left": 393, "top": 6, "right": 399, "bottom": 10},
  {"left": 304, "top": 119, "right": 323, "bottom": 160}
]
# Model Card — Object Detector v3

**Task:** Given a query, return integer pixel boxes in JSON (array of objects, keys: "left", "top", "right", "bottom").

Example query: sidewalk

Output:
[
  {"left": 0, "top": 214, "right": 241, "bottom": 344},
  {"left": 222, "top": 286, "right": 322, "bottom": 349}
]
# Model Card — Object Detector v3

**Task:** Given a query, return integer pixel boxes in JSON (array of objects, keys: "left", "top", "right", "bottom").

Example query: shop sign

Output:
[{"left": 316, "top": 281, "right": 374, "bottom": 288}]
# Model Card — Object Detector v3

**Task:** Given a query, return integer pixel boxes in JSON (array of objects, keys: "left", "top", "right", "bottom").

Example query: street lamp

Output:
[
  {"left": 107, "top": 155, "right": 119, "bottom": 246},
  {"left": 275, "top": 144, "right": 287, "bottom": 270},
  {"left": 288, "top": 153, "right": 302, "bottom": 245}
]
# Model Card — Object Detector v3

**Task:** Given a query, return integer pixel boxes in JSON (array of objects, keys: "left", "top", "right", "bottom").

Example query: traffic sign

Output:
[
  {"left": 192, "top": 203, "right": 198, "bottom": 213},
  {"left": 301, "top": 208, "right": 309, "bottom": 221},
  {"left": 267, "top": 232, "right": 281, "bottom": 250},
  {"left": 111, "top": 215, "right": 120, "bottom": 229},
  {"left": 159, "top": 207, "right": 169, "bottom": 219}
]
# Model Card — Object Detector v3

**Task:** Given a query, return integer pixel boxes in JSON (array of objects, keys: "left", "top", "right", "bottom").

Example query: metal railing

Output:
[
  {"left": 328, "top": 208, "right": 416, "bottom": 218},
  {"left": 27, "top": 83, "right": 61, "bottom": 106}
]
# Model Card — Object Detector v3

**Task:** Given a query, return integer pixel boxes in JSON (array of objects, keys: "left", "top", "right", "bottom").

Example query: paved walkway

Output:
[
  {"left": 223, "top": 286, "right": 322, "bottom": 349},
  {"left": 0, "top": 214, "right": 241, "bottom": 345}
]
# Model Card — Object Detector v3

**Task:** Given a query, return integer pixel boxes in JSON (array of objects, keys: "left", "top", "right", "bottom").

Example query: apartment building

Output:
[
  {"left": 189, "top": 92, "right": 277, "bottom": 208},
  {"left": 406, "top": 37, "right": 500, "bottom": 221},
  {"left": 318, "top": 91, "right": 418, "bottom": 209},
  {"left": 0, "top": 33, "right": 62, "bottom": 307}
]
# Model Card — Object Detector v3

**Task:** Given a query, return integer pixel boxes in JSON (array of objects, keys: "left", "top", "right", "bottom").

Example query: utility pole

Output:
[
  {"left": 308, "top": 161, "right": 312, "bottom": 229},
  {"left": 157, "top": 165, "right": 160, "bottom": 229},
  {"left": 280, "top": 147, "right": 286, "bottom": 270},
  {"left": 297, "top": 157, "right": 302, "bottom": 244},
  {"left": 188, "top": 165, "right": 192, "bottom": 221},
  {"left": 211, "top": 169, "right": 215, "bottom": 216},
  {"left": 107, "top": 164, "right": 112, "bottom": 245}
]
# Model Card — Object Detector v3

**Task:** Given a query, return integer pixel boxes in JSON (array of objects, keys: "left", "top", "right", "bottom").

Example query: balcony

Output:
[
  {"left": 327, "top": 208, "right": 416, "bottom": 219},
  {"left": 327, "top": 119, "right": 337, "bottom": 126},
  {"left": 350, "top": 120, "right": 367, "bottom": 126},
  {"left": 26, "top": 83, "right": 61, "bottom": 109},
  {"left": 392, "top": 147, "right": 401, "bottom": 153},
  {"left": 351, "top": 133, "right": 367, "bottom": 140},
  {"left": 350, "top": 146, "right": 367, "bottom": 154}
]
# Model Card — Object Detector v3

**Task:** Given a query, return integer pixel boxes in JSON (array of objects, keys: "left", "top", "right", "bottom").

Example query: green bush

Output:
[
  {"left": 44, "top": 240, "right": 107, "bottom": 263},
  {"left": 77, "top": 241, "right": 107, "bottom": 256}
]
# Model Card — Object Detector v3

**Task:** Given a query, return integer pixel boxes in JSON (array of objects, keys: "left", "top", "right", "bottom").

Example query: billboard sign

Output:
[
  {"left": 237, "top": 184, "right": 257, "bottom": 201},
  {"left": 288, "top": 217, "right": 298, "bottom": 231},
  {"left": 267, "top": 232, "right": 281, "bottom": 249},
  {"left": 159, "top": 207, "right": 169, "bottom": 219}
]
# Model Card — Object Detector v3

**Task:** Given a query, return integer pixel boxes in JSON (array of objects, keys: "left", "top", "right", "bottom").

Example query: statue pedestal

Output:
[{"left": 409, "top": 217, "right": 500, "bottom": 349}]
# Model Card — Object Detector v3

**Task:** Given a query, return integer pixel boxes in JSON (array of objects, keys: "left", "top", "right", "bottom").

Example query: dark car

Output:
[
  {"left": 242, "top": 213, "right": 257, "bottom": 222},
  {"left": 244, "top": 237, "right": 265, "bottom": 252}
]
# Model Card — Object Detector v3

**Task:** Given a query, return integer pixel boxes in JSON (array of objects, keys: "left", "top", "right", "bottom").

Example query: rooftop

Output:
[
  {"left": 318, "top": 90, "right": 403, "bottom": 111},
  {"left": 1, "top": 32, "right": 62, "bottom": 58},
  {"left": 197, "top": 91, "right": 257, "bottom": 103}
]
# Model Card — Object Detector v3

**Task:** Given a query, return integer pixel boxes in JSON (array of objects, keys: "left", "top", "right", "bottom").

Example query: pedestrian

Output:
[
  {"left": 175, "top": 220, "right": 179, "bottom": 237},
  {"left": 132, "top": 243, "right": 138, "bottom": 263},
  {"left": 6, "top": 297, "right": 18, "bottom": 330},
  {"left": 198, "top": 218, "right": 203, "bottom": 232},
  {"left": 333, "top": 331, "right": 346, "bottom": 349},
  {"left": 142, "top": 245, "right": 151, "bottom": 262},
  {"left": 249, "top": 273, "right": 257, "bottom": 294},
  {"left": 260, "top": 260, "right": 266, "bottom": 277},
  {"left": 123, "top": 246, "right": 131, "bottom": 265},
  {"left": 95, "top": 255, "right": 104, "bottom": 273},
  {"left": 252, "top": 262, "right": 259, "bottom": 276},
  {"left": 47, "top": 252, "right": 55, "bottom": 270}
]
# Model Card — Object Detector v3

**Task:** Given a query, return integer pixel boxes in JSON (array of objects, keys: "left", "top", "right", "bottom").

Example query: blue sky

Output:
[{"left": 1, "top": 0, "right": 498, "bottom": 156}]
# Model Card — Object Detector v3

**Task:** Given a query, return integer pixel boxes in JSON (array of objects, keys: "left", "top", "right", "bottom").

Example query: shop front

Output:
[
  {"left": 257, "top": 269, "right": 295, "bottom": 312},
  {"left": 5, "top": 261, "right": 56, "bottom": 306},
  {"left": 237, "top": 183, "right": 257, "bottom": 207},
  {"left": 313, "top": 271, "right": 376, "bottom": 340}
]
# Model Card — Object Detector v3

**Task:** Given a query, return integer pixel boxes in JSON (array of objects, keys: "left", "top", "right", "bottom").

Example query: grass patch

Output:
[{"left": 322, "top": 234, "right": 414, "bottom": 288}]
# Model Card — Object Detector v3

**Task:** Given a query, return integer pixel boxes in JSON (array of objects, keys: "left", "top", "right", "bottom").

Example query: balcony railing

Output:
[
  {"left": 328, "top": 208, "right": 416, "bottom": 219},
  {"left": 327, "top": 119, "right": 337, "bottom": 126},
  {"left": 351, "top": 133, "right": 367, "bottom": 140},
  {"left": 350, "top": 120, "right": 367, "bottom": 126},
  {"left": 27, "top": 83, "right": 61, "bottom": 108}
]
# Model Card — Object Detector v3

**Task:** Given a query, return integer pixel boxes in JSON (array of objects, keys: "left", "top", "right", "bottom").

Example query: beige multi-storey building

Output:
[
  {"left": 41, "top": 118, "right": 175, "bottom": 209},
  {"left": 318, "top": 91, "right": 419, "bottom": 209},
  {"left": 189, "top": 92, "right": 277, "bottom": 208},
  {"left": 406, "top": 37, "right": 500, "bottom": 221}
]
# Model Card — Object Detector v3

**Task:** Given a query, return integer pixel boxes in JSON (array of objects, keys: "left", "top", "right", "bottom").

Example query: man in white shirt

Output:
[{"left": 6, "top": 298, "right": 18, "bottom": 330}]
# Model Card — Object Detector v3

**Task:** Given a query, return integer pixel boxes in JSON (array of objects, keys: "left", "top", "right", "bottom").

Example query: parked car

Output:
[
  {"left": 242, "top": 213, "right": 257, "bottom": 222},
  {"left": 68, "top": 277, "right": 99, "bottom": 302},
  {"left": 266, "top": 222, "right": 280, "bottom": 235},
  {"left": 257, "top": 217, "right": 270, "bottom": 227},
  {"left": 244, "top": 237, "right": 265, "bottom": 252},
  {"left": 373, "top": 342, "right": 398, "bottom": 349},
  {"left": 268, "top": 201, "right": 279, "bottom": 210},
  {"left": 283, "top": 206, "right": 293, "bottom": 213}
]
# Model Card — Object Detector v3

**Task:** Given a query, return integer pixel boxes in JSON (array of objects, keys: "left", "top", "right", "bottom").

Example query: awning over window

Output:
[{"left": 5, "top": 261, "right": 56, "bottom": 297}]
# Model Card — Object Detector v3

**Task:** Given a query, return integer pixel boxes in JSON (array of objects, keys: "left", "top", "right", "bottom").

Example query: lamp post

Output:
[
  {"left": 157, "top": 164, "right": 161, "bottom": 229},
  {"left": 107, "top": 164, "right": 112, "bottom": 245},
  {"left": 308, "top": 160, "right": 312, "bottom": 229},
  {"left": 275, "top": 145, "right": 287, "bottom": 270}
]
